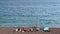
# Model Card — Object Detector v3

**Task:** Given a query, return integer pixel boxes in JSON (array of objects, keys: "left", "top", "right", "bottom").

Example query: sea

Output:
[{"left": 0, "top": 0, "right": 60, "bottom": 28}]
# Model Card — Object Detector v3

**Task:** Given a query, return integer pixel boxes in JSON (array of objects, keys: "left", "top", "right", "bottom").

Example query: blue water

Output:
[{"left": 0, "top": 0, "right": 60, "bottom": 28}]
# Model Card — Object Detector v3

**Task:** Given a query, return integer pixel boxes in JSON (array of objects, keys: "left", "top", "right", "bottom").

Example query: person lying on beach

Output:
[{"left": 22, "top": 28, "right": 33, "bottom": 32}]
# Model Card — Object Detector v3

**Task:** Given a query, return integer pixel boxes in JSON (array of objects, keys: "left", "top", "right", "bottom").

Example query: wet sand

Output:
[{"left": 0, "top": 28, "right": 60, "bottom": 34}]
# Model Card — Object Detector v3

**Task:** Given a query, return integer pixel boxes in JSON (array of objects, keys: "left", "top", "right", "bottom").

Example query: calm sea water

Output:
[{"left": 0, "top": 0, "right": 60, "bottom": 28}]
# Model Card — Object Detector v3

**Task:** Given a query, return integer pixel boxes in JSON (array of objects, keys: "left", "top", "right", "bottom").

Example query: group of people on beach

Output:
[
  {"left": 15, "top": 27, "right": 50, "bottom": 32},
  {"left": 15, "top": 25, "right": 40, "bottom": 32},
  {"left": 15, "top": 28, "right": 34, "bottom": 32}
]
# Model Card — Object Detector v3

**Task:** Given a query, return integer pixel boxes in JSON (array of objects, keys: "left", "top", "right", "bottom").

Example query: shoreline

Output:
[{"left": 0, "top": 26, "right": 60, "bottom": 28}]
